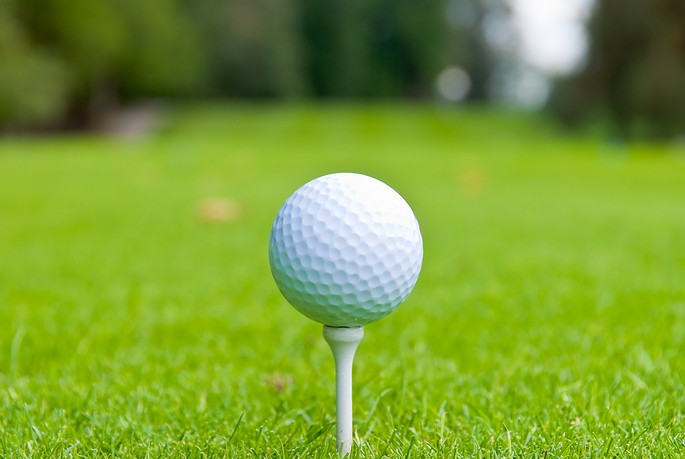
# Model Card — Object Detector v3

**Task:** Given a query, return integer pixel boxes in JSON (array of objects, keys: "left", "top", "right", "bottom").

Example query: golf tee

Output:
[{"left": 323, "top": 325, "right": 364, "bottom": 457}]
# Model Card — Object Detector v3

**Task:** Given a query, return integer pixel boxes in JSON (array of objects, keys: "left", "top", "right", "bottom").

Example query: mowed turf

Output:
[{"left": 0, "top": 106, "right": 684, "bottom": 458}]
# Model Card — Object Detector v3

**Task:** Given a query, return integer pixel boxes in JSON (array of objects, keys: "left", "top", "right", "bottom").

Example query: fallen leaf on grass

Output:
[{"left": 197, "top": 198, "right": 242, "bottom": 223}]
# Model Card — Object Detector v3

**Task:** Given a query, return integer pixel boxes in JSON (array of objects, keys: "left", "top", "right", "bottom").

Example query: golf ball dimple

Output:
[{"left": 269, "top": 173, "right": 423, "bottom": 327}]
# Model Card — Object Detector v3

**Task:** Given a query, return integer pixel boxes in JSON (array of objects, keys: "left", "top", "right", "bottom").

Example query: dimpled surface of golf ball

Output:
[{"left": 269, "top": 173, "right": 423, "bottom": 327}]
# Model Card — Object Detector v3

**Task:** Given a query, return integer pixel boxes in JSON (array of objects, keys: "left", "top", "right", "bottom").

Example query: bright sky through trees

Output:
[{"left": 509, "top": 0, "right": 593, "bottom": 74}]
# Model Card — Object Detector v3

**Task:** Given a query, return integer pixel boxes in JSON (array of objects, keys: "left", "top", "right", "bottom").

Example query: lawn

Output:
[{"left": 0, "top": 105, "right": 684, "bottom": 458}]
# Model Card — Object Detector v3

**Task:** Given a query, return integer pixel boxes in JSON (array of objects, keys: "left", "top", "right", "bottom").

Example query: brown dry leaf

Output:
[
  {"left": 197, "top": 198, "right": 242, "bottom": 223},
  {"left": 265, "top": 372, "right": 295, "bottom": 393},
  {"left": 457, "top": 166, "right": 487, "bottom": 196}
]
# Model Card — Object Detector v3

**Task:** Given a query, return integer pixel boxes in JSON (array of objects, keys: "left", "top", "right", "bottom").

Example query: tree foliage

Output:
[
  {"left": 297, "top": 0, "right": 449, "bottom": 98},
  {"left": 185, "top": 0, "right": 303, "bottom": 98},
  {"left": 0, "top": 0, "right": 70, "bottom": 126},
  {"left": 1, "top": 0, "right": 206, "bottom": 127},
  {"left": 0, "top": 0, "right": 483, "bottom": 128},
  {"left": 553, "top": 0, "right": 685, "bottom": 139},
  {"left": 115, "top": 0, "right": 208, "bottom": 98}
]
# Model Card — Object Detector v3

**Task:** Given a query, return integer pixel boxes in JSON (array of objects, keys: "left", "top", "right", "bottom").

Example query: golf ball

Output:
[{"left": 269, "top": 173, "right": 423, "bottom": 327}]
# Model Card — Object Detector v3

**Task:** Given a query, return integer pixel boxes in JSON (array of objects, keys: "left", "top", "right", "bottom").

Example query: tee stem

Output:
[{"left": 323, "top": 325, "right": 364, "bottom": 457}]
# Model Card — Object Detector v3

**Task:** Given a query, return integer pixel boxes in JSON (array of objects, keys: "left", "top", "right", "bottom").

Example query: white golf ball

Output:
[{"left": 269, "top": 173, "right": 423, "bottom": 327}]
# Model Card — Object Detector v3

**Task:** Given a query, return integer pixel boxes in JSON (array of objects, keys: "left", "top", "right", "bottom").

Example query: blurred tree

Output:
[
  {"left": 297, "top": 0, "right": 367, "bottom": 97},
  {"left": 0, "top": 0, "right": 70, "bottom": 127},
  {"left": 5, "top": 0, "right": 205, "bottom": 127},
  {"left": 0, "top": 0, "right": 513, "bottom": 130},
  {"left": 116, "top": 0, "right": 209, "bottom": 98},
  {"left": 16, "top": 0, "right": 126, "bottom": 124},
  {"left": 445, "top": 0, "right": 508, "bottom": 101},
  {"left": 185, "top": 0, "right": 303, "bottom": 98},
  {"left": 298, "top": 0, "right": 449, "bottom": 98},
  {"left": 368, "top": 0, "right": 450, "bottom": 97},
  {"left": 552, "top": 0, "right": 685, "bottom": 139}
]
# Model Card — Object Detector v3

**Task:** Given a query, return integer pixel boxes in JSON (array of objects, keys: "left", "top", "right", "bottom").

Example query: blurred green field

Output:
[{"left": 1, "top": 106, "right": 684, "bottom": 458}]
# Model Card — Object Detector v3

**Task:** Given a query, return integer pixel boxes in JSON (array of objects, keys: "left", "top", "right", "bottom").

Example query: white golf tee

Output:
[{"left": 323, "top": 325, "right": 364, "bottom": 457}]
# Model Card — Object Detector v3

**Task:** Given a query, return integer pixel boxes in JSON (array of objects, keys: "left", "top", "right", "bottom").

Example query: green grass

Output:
[{"left": 1, "top": 105, "right": 684, "bottom": 458}]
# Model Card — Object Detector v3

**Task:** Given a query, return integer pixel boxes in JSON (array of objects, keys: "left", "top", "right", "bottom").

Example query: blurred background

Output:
[
  {"left": 1, "top": 0, "right": 683, "bottom": 140},
  {"left": 1, "top": 1, "right": 684, "bottom": 455}
]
